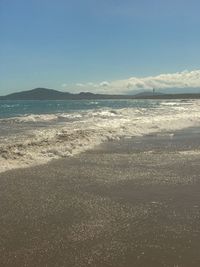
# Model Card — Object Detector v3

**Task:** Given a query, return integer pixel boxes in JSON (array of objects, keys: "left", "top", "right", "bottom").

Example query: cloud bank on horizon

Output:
[{"left": 62, "top": 70, "right": 200, "bottom": 94}]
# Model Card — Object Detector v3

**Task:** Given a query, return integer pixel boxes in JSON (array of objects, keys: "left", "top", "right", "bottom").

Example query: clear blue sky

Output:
[{"left": 1, "top": 0, "right": 200, "bottom": 94}]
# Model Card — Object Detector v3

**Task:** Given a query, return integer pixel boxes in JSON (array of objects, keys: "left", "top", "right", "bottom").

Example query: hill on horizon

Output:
[
  {"left": 0, "top": 88, "right": 133, "bottom": 100},
  {"left": 0, "top": 87, "right": 200, "bottom": 100},
  {"left": 0, "top": 88, "right": 70, "bottom": 100}
]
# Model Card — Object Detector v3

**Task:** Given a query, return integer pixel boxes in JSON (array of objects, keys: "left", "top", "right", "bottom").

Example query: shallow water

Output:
[{"left": 0, "top": 99, "right": 200, "bottom": 172}]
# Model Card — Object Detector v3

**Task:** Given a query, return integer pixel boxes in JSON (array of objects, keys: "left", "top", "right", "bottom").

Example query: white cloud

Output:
[
  {"left": 87, "top": 82, "right": 98, "bottom": 87},
  {"left": 111, "top": 70, "right": 200, "bottom": 93},
  {"left": 100, "top": 81, "right": 110, "bottom": 87},
  {"left": 62, "top": 70, "right": 200, "bottom": 94},
  {"left": 76, "top": 83, "right": 85, "bottom": 87},
  {"left": 61, "top": 83, "right": 68, "bottom": 87}
]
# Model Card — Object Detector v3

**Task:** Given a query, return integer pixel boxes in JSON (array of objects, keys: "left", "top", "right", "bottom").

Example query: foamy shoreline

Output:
[{"left": 1, "top": 100, "right": 200, "bottom": 173}]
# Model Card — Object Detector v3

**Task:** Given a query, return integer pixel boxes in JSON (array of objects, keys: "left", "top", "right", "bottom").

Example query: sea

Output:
[{"left": 0, "top": 99, "right": 200, "bottom": 173}]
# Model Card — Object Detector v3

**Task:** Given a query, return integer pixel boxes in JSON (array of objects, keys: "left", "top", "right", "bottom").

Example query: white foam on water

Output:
[
  {"left": 179, "top": 150, "right": 200, "bottom": 155},
  {"left": 1, "top": 100, "right": 200, "bottom": 173},
  {"left": 0, "top": 114, "right": 59, "bottom": 123}
]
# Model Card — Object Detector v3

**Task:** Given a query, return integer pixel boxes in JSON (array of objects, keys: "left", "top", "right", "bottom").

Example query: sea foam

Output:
[{"left": 1, "top": 100, "right": 200, "bottom": 173}]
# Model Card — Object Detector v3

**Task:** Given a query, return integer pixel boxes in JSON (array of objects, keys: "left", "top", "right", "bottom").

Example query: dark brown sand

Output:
[{"left": 0, "top": 128, "right": 200, "bottom": 267}]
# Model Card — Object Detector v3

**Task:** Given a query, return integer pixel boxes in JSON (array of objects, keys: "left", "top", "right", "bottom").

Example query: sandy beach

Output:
[{"left": 0, "top": 128, "right": 200, "bottom": 267}]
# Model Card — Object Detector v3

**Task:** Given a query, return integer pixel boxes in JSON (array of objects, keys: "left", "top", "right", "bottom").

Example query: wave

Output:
[{"left": 1, "top": 100, "right": 200, "bottom": 173}]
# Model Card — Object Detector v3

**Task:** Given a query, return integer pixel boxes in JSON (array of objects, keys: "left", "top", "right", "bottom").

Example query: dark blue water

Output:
[{"left": 0, "top": 100, "right": 160, "bottom": 119}]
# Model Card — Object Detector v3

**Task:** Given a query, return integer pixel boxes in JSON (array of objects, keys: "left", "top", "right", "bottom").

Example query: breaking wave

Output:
[{"left": 1, "top": 99, "right": 200, "bottom": 173}]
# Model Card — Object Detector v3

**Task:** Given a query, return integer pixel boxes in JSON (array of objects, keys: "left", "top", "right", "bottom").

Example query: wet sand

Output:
[{"left": 0, "top": 128, "right": 200, "bottom": 267}]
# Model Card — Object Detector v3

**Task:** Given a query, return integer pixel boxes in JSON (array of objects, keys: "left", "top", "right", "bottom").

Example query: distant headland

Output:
[{"left": 1, "top": 88, "right": 200, "bottom": 100}]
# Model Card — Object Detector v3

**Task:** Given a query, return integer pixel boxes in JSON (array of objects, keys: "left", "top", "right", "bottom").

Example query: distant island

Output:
[{"left": 0, "top": 88, "right": 200, "bottom": 100}]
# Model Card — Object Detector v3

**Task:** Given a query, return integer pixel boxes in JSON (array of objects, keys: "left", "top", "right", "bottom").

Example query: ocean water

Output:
[{"left": 0, "top": 99, "right": 200, "bottom": 173}]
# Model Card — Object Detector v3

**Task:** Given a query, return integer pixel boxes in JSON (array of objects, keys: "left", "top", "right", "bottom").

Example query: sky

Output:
[{"left": 1, "top": 0, "right": 200, "bottom": 95}]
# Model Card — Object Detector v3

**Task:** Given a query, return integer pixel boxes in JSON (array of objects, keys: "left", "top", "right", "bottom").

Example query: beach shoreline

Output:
[{"left": 0, "top": 127, "right": 200, "bottom": 266}]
